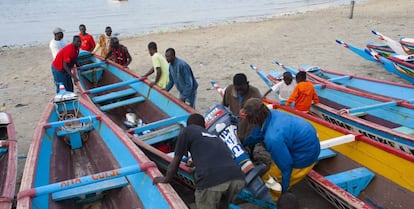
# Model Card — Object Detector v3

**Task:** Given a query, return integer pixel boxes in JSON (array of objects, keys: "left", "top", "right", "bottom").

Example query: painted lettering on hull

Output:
[
  {"left": 317, "top": 112, "right": 414, "bottom": 155},
  {"left": 60, "top": 178, "right": 81, "bottom": 188},
  {"left": 59, "top": 169, "right": 121, "bottom": 188}
]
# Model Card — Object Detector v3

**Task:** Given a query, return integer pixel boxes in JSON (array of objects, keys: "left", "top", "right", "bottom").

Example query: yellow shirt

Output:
[{"left": 152, "top": 52, "right": 169, "bottom": 88}]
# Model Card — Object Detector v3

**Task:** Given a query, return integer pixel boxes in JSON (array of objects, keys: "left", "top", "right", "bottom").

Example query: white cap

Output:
[{"left": 53, "top": 27, "right": 65, "bottom": 34}]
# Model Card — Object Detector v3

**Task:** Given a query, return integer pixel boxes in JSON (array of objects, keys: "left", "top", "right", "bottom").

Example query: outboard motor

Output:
[{"left": 204, "top": 104, "right": 273, "bottom": 204}]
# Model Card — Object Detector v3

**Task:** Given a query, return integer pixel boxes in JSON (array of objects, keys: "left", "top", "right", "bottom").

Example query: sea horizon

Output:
[{"left": 0, "top": 0, "right": 363, "bottom": 48}]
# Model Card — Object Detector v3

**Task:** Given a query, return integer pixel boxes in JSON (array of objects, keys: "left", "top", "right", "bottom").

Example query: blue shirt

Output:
[
  {"left": 244, "top": 110, "right": 320, "bottom": 192},
  {"left": 165, "top": 57, "right": 198, "bottom": 98}
]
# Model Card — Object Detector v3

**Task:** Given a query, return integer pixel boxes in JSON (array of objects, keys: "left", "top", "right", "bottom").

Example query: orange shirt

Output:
[{"left": 285, "top": 81, "right": 319, "bottom": 111}]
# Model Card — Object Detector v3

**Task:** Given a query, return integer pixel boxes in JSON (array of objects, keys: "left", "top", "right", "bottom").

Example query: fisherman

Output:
[
  {"left": 285, "top": 71, "right": 319, "bottom": 112},
  {"left": 153, "top": 113, "right": 245, "bottom": 209},
  {"left": 105, "top": 37, "right": 132, "bottom": 68},
  {"left": 241, "top": 98, "right": 320, "bottom": 199},
  {"left": 263, "top": 72, "right": 296, "bottom": 102},
  {"left": 50, "top": 36, "right": 81, "bottom": 93},
  {"left": 142, "top": 41, "right": 169, "bottom": 88},
  {"left": 164, "top": 48, "right": 198, "bottom": 108},
  {"left": 49, "top": 27, "right": 67, "bottom": 59},
  {"left": 92, "top": 26, "right": 112, "bottom": 57},
  {"left": 222, "top": 73, "right": 261, "bottom": 142}
]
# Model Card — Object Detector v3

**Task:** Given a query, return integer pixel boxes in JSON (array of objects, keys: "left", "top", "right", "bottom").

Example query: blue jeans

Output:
[
  {"left": 180, "top": 90, "right": 197, "bottom": 109},
  {"left": 51, "top": 66, "right": 73, "bottom": 93}
]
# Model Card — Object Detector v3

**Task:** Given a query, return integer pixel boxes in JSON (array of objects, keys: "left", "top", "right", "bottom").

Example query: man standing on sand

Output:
[
  {"left": 92, "top": 26, "right": 112, "bottom": 57},
  {"left": 105, "top": 37, "right": 132, "bottom": 68},
  {"left": 51, "top": 36, "right": 81, "bottom": 93},
  {"left": 49, "top": 27, "right": 67, "bottom": 59},
  {"left": 153, "top": 113, "right": 245, "bottom": 209},
  {"left": 165, "top": 48, "right": 198, "bottom": 108},
  {"left": 285, "top": 71, "right": 319, "bottom": 112},
  {"left": 78, "top": 24, "right": 96, "bottom": 52},
  {"left": 142, "top": 42, "right": 169, "bottom": 88}
]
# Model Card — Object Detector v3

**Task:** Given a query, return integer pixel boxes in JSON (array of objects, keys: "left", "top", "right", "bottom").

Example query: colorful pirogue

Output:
[
  {"left": 211, "top": 81, "right": 414, "bottom": 209},
  {"left": 251, "top": 63, "right": 414, "bottom": 156},
  {"left": 286, "top": 64, "right": 414, "bottom": 103},
  {"left": 73, "top": 52, "right": 276, "bottom": 208},
  {"left": 336, "top": 38, "right": 414, "bottom": 84},
  {"left": 0, "top": 105, "right": 17, "bottom": 209},
  {"left": 16, "top": 86, "right": 187, "bottom": 209}
]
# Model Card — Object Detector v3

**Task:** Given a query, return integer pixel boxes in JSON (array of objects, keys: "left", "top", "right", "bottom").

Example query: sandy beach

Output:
[{"left": 1, "top": 0, "right": 413, "bottom": 207}]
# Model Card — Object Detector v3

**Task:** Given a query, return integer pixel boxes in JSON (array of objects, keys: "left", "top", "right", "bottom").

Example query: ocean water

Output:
[{"left": 0, "top": 0, "right": 358, "bottom": 47}]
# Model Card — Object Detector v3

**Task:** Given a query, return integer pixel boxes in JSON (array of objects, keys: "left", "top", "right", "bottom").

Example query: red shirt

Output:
[
  {"left": 110, "top": 45, "right": 128, "bottom": 66},
  {"left": 52, "top": 43, "right": 79, "bottom": 71},
  {"left": 79, "top": 33, "right": 96, "bottom": 52}
]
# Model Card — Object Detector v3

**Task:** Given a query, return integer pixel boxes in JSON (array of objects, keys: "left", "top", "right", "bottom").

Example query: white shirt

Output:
[
  {"left": 49, "top": 39, "right": 68, "bottom": 59},
  {"left": 271, "top": 80, "right": 296, "bottom": 101}
]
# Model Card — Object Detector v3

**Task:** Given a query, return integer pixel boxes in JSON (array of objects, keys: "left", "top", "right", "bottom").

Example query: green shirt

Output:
[{"left": 151, "top": 52, "right": 169, "bottom": 88}]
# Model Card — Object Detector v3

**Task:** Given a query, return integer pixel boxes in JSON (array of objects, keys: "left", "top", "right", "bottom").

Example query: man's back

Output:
[
  {"left": 174, "top": 125, "right": 244, "bottom": 189},
  {"left": 286, "top": 81, "right": 318, "bottom": 111}
]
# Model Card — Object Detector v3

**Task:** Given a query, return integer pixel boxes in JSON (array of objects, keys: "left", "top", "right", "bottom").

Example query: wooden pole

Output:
[{"left": 349, "top": 0, "right": 355, "bottom": 19}]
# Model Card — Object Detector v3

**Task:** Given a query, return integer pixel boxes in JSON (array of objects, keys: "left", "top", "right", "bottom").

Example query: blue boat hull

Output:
[
  {"left": 17, "top": 96, "right": 187, "bottom": 209},
  {"left": 253, "top": 65, "right": 414, "bottom": 155}
]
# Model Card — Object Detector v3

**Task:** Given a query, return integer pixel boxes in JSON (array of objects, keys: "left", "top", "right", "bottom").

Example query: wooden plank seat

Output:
[
  {"left": 45, "top": 116, "right": 98, "bottom": 129},
  {"left": 347, "top": 101, "right": 397, "bottom": 115},
  {"left": 328, "top": 75, "right": 350, "bottom": 83},
  {"left": 45, "top": 116, "right": 98, "bottom": 149},
  {"left": 80, "top": 67, "right": 105, "bottom": 76},
  {"left": 129, "top": 115, "right": 188, "bottom": 134},
  {"left": 317, "top": 149, "right": 337, "bottom": 161},
  {"left": 79, "top": 62, "right": 106, "bottom": 71},
  {"left": 84, "top": 79, "right": 140, "bottom": 95},
  {"left": 325, "top": 167, "right": 375, "bottom": 197},
  {"left": 135, "top": 124, "right": 183, "bottom": 145},
  {"left": 99, "top": 96, "right": 145, "bottom": 111},
  {"left": 393, "top": 126, "right": 414, "bottom": 135},
  {"left": 92, "top": 88, "right": 137, "bottom": 104},
  {"left": 52, "top": 177, "right": 128, "bottom": 203}
]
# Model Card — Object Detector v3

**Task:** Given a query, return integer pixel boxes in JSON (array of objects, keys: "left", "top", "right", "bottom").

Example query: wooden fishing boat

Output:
[
  {"left": 73, "top": 52, "right": 277, "bottom": 208},
  {"left": 16, "top": 87, "right": 187, "bottom": 209},
  {"left": 264, "top": 98, "right": 414, "bottom": 209},
  {"left": 276, "top": 63, "right": 414, "bottom": 104},
  {"left": 400, "top": 37, "right": 414, "bottom": 55},
  {"left": 251, "top": 64, "right": 414, "bottom": 156},
  {"left": 211, "top": 81, "right": 414, "bottom": 209},
  {"left": 0, "top": 107, "right": 17, "bottom": 209},
  {"left": 336, "top": 39, "right": 414, "bottom": 84},
  {"left": 366, "top": 31, "right": 414, "bottom": 57}
]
